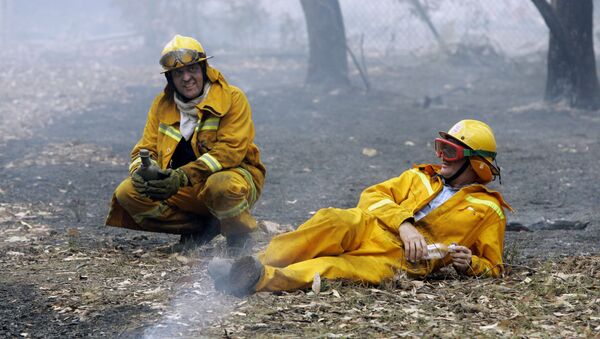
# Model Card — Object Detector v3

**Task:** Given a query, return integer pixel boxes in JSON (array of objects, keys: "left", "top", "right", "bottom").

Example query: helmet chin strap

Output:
[{"left": 443, "top": 159, "right": 471, "bottom": 185}]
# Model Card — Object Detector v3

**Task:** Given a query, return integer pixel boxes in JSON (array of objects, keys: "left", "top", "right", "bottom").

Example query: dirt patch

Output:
[{"left": 210, "top": 256, "right": 599, "bottom": 338}]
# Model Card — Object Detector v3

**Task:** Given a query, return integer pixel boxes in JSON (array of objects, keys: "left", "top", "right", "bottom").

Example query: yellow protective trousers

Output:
[
  {"left": 255, "top": 207, "right": 407, "bottom": 292},
  {"left": 110, "top": 168, "right": 257, "bottom": 235}
]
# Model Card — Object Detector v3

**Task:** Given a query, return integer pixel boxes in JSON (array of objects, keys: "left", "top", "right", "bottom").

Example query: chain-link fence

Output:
[
  {"left": 197, "top": 0, "right": 597, "bottom": 66},
  {"left": 3, "top": 0, "right": 600, "bottom": 64},
  {"left": 341, "top": 0, "right": 548, "bottom": 59}
]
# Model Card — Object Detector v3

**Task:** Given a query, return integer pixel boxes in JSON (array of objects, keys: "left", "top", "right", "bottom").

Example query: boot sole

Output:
[{"left": 226, "top": 256, "right": 263, "bottom": 297}]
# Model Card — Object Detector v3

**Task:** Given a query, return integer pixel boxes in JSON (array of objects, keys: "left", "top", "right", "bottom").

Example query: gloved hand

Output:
[
  {"left": 142, "top": 168, "right": 189, "bottom": 200},
  {"left": 131, "top": 171, "right": 147, "bottom": 195},
  {"left": 129, "top": 157, "right": 158, "bottom": 176}
]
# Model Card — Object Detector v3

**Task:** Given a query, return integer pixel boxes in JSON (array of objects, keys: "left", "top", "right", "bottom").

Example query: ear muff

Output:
[{"left": 470, "top": 158, "right": 493, "bottom": 184}]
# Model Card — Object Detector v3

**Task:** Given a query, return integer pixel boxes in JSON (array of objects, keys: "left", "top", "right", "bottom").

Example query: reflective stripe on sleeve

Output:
[
  {"left": 200, "top": 117, "right": 220, "bottom": 131},
  {"left": 465, "top": 196, "right": 505, "bottom": 220},
  {"left": 410, "top": 169, "right": 434, "bottom": 195},
  {"left": 158, "top": 123, "right": 183, "bottom": 142},
  {"left": 199, "top": 153, "right": 223, "bottom": 172},
  {"left": 368, "top": 198, "right": 395, "bottom": 211}
]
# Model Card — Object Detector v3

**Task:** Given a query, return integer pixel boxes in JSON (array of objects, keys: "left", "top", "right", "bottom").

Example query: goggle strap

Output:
[{"left": 463, "top": 149, "right": 496, "bottom": 159}]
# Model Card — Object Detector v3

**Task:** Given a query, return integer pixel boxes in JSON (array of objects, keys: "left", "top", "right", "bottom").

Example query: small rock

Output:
[
  {"left": 506, "top": 222, "right": 533, "bottom": 232},
  {"left": 529, "top": 219, "right": 589, "bottom": 231},
  {"left": 362, "top": 148, "right": 377, "bottom": 157}
]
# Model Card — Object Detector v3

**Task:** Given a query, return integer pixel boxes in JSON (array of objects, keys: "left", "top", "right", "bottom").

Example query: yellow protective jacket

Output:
[
  {"left": 106, "top": 65, "right": 265, "bottom": 227},
  {"left": 357, "top": 164, "right": 512, "bottom": 277}
]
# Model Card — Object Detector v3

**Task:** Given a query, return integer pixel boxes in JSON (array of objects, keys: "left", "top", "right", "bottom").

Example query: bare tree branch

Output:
[
  {"left": 346, "top": 45, "right": 370, "bottom": 92},
  {"left": 405, "top": 0, "right": 449, "bottom": 55}
]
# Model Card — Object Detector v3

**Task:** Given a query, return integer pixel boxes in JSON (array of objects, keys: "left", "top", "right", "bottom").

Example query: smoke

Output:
[
  {"left": 142, "top": 250, "right": 238, "bottom": 338},
  {"left": 142, "top": 289, "right": 235, "bottom": 338}
]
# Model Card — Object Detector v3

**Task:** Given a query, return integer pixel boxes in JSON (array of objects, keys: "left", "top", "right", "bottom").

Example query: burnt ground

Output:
[{"left": 0, "top": 51, "right": 599, "bottom": 338}]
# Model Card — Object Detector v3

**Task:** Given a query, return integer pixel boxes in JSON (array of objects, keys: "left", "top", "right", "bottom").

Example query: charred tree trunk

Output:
[
  {"left": 532, "top": 0, "right": 600, "bottom": 109},
  {"left": 300, "top": 0, "right": 349, "bottom": 87}
]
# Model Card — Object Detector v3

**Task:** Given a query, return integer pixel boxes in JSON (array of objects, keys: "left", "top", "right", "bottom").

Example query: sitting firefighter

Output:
[{"left": 210, "top": 119, "right": 511, "bottom": 296}]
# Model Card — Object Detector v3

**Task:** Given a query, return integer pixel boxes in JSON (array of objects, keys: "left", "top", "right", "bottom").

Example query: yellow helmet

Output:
[
  {"left": 439, "top": 119, "right": 500, "bottom": 183},
  {"left": 159, "top": 35, "right": 213, "bottom": 73}
]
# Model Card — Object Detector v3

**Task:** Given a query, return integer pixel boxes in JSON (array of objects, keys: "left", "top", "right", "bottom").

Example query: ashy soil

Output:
[{"left": 0, "top": 49, "right": 599, "bottom": 338}]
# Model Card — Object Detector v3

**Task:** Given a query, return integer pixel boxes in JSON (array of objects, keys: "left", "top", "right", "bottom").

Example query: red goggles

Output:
[{"left": 434, "top": 138, "right": 496, "bottom": 162}]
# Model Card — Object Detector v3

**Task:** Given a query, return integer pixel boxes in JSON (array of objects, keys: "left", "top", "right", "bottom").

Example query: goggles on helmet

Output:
[
  {"left": 160, "top": 48, "right": 209, "bottom": 70},
  {"left": 434, "top": 138, "right": 496, "bottom": 162}
]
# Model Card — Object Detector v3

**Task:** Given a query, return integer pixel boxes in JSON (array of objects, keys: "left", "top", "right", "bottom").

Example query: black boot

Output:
[
  {"left": 179, "top": 216, "right": 221, "bottom": 247},
  {"left": 226, "top": 233, "right": 254, "bottom": 257},
  {"left": 224, "top": 256, "right": 263, "bottom": 297}
]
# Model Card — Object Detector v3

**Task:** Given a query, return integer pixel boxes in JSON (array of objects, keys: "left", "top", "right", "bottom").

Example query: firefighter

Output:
[
  {"left": 105, "top": 35, "right": 266, "bottom": 253},
  {"left": 210, "top": 120, "right": 511, "bottom": 296}
]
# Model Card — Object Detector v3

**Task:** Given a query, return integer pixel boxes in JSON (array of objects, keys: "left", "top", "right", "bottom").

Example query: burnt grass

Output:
[{"left": 1, "top": 54, "right": 599, "bottom": 338}]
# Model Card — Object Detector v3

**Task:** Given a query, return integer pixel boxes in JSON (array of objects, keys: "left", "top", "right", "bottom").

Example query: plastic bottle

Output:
[
  {"left": 136, "top": 149, "right": 162, "bottom": 181},
  {"left": 423, "top": 243, "right": 457, "bottom": 260}
]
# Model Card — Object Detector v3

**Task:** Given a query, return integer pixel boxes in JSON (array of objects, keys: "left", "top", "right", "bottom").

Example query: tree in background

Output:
[
  {"left": 224, "top": 1, "right": 269, "bottom": 51},
  {"left": 111, "top": 0, "right": 268, "bottom": 53},
  {"left": 111, "top": 1, "right": 180, "bottom": 51},
  {"left": 532, "top": 0, "right": 600, "bottom": 109},
  {"left": 300, "top": 0, "right": 349, "bottom": 88},
  {"left": 279, "top": 13, "right": 303, "bottom": 51}
]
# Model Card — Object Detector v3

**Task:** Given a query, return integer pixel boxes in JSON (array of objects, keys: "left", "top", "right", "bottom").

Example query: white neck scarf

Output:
[{"left": 174, "top": 83, "right": 211, "bottom": 140}]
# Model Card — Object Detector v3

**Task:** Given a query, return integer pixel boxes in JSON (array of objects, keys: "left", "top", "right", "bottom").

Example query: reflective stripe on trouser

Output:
[
  {"left": 254, "top": 208, "right": 407, "bottom": 292},
  {"left": 113, "top": 168, "right": 257, "bottom": 235},
  {"left": 202, "top": 168, "right": 258, "bottom": 235}
]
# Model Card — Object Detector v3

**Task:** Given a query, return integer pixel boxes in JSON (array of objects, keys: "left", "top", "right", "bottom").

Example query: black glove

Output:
[{"left": 143, "top": 168, "right": 189, "bottom": 200}]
